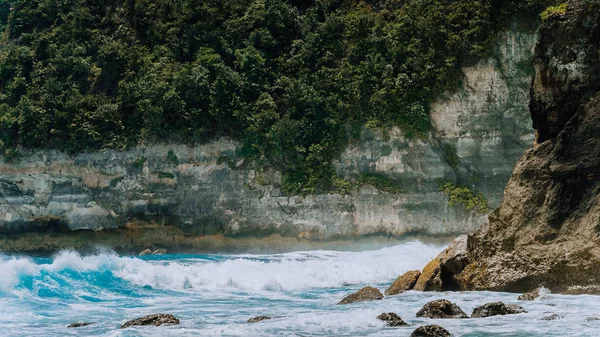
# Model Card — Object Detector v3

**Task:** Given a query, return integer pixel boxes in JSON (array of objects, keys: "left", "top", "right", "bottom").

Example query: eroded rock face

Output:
[
  {"left": 411, "top": 325, "right": 451, "bottom": 337},
  {"left": 519, "top": 288, "right": 542, "bottom": 301},
  {"left": 119, "top": 314, "right": 180, "bottom": 329},
  {"left": 453, "top": 0, "right": 600, "bottom": 294},
  {"left": 471, "top": 302, "right": 526, "bottom": 318},
  {"left": 385, "top": 270, "right": 421, "bottom": 295},
  {"left": 377, "top": 313, "right": 409, "bottom": 327},
  {"left": 414, "top": 235, "right": 469, "bottom": 291},
  {"left": 338, "top": 286, "right": 383, "bottom": 305},
  {"left": 416, "top": 300, "right": 468, "bottom": 319}
]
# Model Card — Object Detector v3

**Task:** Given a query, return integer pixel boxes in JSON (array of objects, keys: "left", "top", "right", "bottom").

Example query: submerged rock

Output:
[
  {"left": 385, "top": 270, "right": 421, "bottom": 295},
  {"left": 337, "top": 286, "right": 383, "bottom": 305},
  {"left": 519, "top": 288, "right": 541, "bottom": 301},
  {"left": 411, "top": 325, "right": 451, "bottom": 337},
  {"left": 471, "top": 302, "right": 526, "bottom": 318},
  {"left": 247, "top": 316, "right": 272, "bottom": 323},
  {"left": 585, "top": 317, "right": 600, "bottom": 321},
  {"left": 377, "top": 313, "right": 409, "bottom": 327},
  {"left": 67, "top": 322, "right": 95, "bottom": 328},
  {"left": 120, "top": 314, "right": 180, "bottom": 329},
  {"left": 541, "top": 314, "right": 563, "bottom": 321},
  {"left": 416, "top": 299, "right": 468, "bottom": 319},
  {"left": 139, "top": 248, "right": 167, "bottom": 256}
]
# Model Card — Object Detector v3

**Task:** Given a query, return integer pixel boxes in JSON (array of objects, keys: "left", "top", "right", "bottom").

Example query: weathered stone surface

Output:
[
  {"left": 416, "top": 300, "right": 468, "bottom": 319},
  {"left": 414, "top": 260, "right": 442, "bottom": 292},
  {"left": 338, "top": 286, "right": 383, "bottom": 305},
  {"left": 385, "top": 270, "right": 421, "bottom": 295},
  {"left": 455, "top": 0, "right": 600, "bottom": 294},
  {"left": 411, "top": 325, "right": 451, "bottom": 337},
  {"left": 541, "top": 314, "right": 563, "bottom": 321},
  {"left": 120, "top": 314, "right": 180, "bottom": 329},
  {"left": 139, "top": 248, "right": 167, "bottom": 256},
  {"left": 247, "top": 316, "right": 272, "bottom": 323},
  {"left": 377, "top": 313, "right": 409, "bottom": 327},
  {"left": 471, "top": 302, "right": 526, "bottom": 318},
  {"left": 414, "top": 235, "right": 470, "bottom": 291},
  {"left": 518, "top": 288, "right": 541, "bottom": 301},
  {"left": 67, "top": 322, "right": 95, "bottom": 328}
]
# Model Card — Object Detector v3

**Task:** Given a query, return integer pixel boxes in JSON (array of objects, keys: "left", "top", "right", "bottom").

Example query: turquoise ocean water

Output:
[{"left": 1, "top": 241, "right": 599, "bottom": 336}]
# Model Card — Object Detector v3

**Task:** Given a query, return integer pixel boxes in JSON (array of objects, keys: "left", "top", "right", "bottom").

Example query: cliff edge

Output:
[{"left": 431, "top": 0, "right": 600, "bottom": 294}]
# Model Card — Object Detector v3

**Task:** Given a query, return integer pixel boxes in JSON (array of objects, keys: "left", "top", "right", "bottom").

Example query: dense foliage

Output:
[
  {"left": 440, "top": 182, "right": 489, "bottom": 213},
  {"left": 0, "top": 0, "right": 556, "bottom": 193}
]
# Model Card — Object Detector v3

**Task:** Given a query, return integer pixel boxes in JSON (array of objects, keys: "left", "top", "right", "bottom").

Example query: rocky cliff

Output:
[
  {"left": 0, "top": 26, "right": 537, "bottom": 252},
  {"left": 426, "top": 0, "right": 600, "bottom": 294}
]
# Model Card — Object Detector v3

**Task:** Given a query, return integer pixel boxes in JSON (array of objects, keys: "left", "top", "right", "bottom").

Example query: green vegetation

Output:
[
  {"left": 156, "top": 171, "right": 175, "bottom": 179},
  {"left": 0, "top": 0, "right": 557, "bottom": 194},
  {"left": 358, "top": 173, "right": 402, "bottom": 193},
  {"left": 166, "top": 150, "right": 179, "bottom": 165},
  {"left": 440, "top": 182, "right": 488, "bottom": 213},
  {"left": 132, "top": 156, "right": 146, "bottom": 169},
  {"left": 441, "top": 143, "right": 459, "bottom": 169},
  {"left": 540, "top": 3, "right": 568, "bottom": 20}
]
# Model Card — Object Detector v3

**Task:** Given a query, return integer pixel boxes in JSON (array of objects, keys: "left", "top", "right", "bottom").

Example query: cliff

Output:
[
  {"left": 427, "top": 0, "right": 600, "bottom": 294},
  {"left": 0, "top": 26, "right": 537, "bottom": 252}
]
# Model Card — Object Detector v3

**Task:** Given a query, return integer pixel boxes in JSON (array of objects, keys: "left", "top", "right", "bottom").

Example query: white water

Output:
[{"left": 1, "top": 241, "right": 600, "bottom": 336}]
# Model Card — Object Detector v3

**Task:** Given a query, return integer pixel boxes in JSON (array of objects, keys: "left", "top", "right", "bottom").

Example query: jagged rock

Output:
[
  {"left": 139, "top": 249, "right": 153, "bottom": 256},
  {"left": 247, "top": 316, "right": 272, "bottom": 323},
  {"left": 416, "top": 299, "right": 468, "bottom": 319},
  {"left": 67, "top": 322, "right": 95, "bottom": 328},
  {"left": 385, "top": 270, "right": 421, "bottom": 295},
  {"left": 338, "top": 286, "right": 383, "bottom": 305},
  {"left": 414, "top": 235, "right": 469, "bottom": 291},
  {"left": 119, "top": 314, "right": 180, "bottom": 329},
  {"left": 377, "top": 313, "right": 409, "bottom": 327},
  {"left": 541, "top": 314, "right": 563, "bottom": 321},
  {"left": 471, "top": 302, "right": 526, "bottom": 318},
  {"left": 518, "top": 288, "right": 541, "bottom": 301},
  {"left": 453, "top": 0, "right": 600, "bottom": 294},
  {"left": 411, "top": 325, "right": 451, "bottom": 337},
  {"left": 585, "top": 317, "right": 600, "bottom": 321}
]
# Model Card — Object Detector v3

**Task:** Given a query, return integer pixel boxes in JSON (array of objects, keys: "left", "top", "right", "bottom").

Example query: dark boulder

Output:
[
  {"left": 416, "top": 299, "right": 468, "bottom": 319},
  {"left": 471, "top": 302, "right": 526, "bottom": 318},
  {"left": 247, "top": 316, "right": 272, "bottom": 323},
  {"left": 377, "top": 312, "right": 409, "bottom": 327},
  {"left": 338, "top": 286, "right": 383, "bottom": 305},
  {"left": 411, "top": 325, "right": 451, "bottom": 337},
  {"left": 541, "top": 314, "right": 563, "bottom": 321},
  {"left": 67, "top": 322, "right": 95, "bottom": 328},
  {"left": 120, "top": 314, "right": 180, "bottom": 329},
  {"left": 518, "top": 288, "right": 541, "bottom": 301}
]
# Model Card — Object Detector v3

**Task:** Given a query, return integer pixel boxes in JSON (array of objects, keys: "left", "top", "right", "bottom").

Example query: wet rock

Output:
[
  {"left": 541, "top": 314, "right": 563, "bottom": 321},
  {"left": 518, "top": 288, "right": 541, "bottom": 301},
  {"left": 411, "top": 325, "right": 451, "bottom": 337},
  {"left": 377, "top": 313, "right": 409, "bottom": 327},
  {"left": 471, "top": 302, "right": 526, "bottom": 318},
  {"left": 68, "top": 322, "right": 95, "bottom": 328},
  {"left": 247, "top": 316, "right": 272, "bottom": 323},
  {"left": 385, "top": 270, "right": 421, "bottom": 295},
  {"left": 413, "top": 259, "right": 442, "bottom": 291},
  {"left": 139, "top": 248, "right": 167, "bottom": 256},
  {"left": 337, "top": 286, "right": 383, "bottom": 305},
  {"left": 416, "top": 299, "right": 468, "bottom": 319},
  {"left": 585, "top": 317, "right": 600, "bottom": 321},
  {"left": 119, "top": 314, "right": 180, "bottom": 329}
]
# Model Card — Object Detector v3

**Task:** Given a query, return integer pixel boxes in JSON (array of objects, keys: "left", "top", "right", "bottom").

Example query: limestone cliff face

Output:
[
  {"left": 444, "top": 0, "right": 600, "bottom": 294},
  {"left": 0, "top": 27, "right": 537, "bottom": 244}
]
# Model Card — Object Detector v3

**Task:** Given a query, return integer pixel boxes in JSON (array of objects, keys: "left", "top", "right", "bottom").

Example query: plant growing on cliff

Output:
[
  {"left": 440, "top": 182, "right": 488, "bottom": 213},
  {"left": 540, "top": 3, "right": 568, "bottom": 20},
  {"left": 358, "top": 173, "right": 402, "bottom": 194}
]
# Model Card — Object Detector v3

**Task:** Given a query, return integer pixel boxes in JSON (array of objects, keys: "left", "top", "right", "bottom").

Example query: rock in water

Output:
[
  {"left": 247, "top": 316, "right": 272, "bottom": 323},
  {"left": 411, "top": 325, "right": 451, "bottom": 337},
  {"left": 451, "top": 0, "right": 600, "bottom": 294},
  {"left": 471, "top": 302, "right": 526, "bottom": 318},
  {"left": 414, "top": 235, "right": 469, "bottom": 291},
  {"left": 139, "top": 248, "right": 167, "bottom": 256},
  {"left": 416, "top": 299, "right": 468, "bottom": 319},
  {"left": 67, "top": 322, "right": 95, "bottom": 328},
  {"left": 519, "top": 288, "right": 541, "bottom": 301},
  {"left": 585, "top": 317, "right": 600, "bottom": 321},
  {"left": 337, "top": 286, "right": 383, "bottom": 305},
  {"left": 377, "top": 313, "right": 409, "bottom": 327},
  {"left": 139, "top": 249, "right": 153, "bottom": 256},
  {"left": 541, "top": 314, "right": 563, "bottom": 321},
  {"left": 385, "top": 270, "right": 421, "bottom": 295},
  {"left": 120, "top": 314, "right": 180, "bottom": 329}
]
